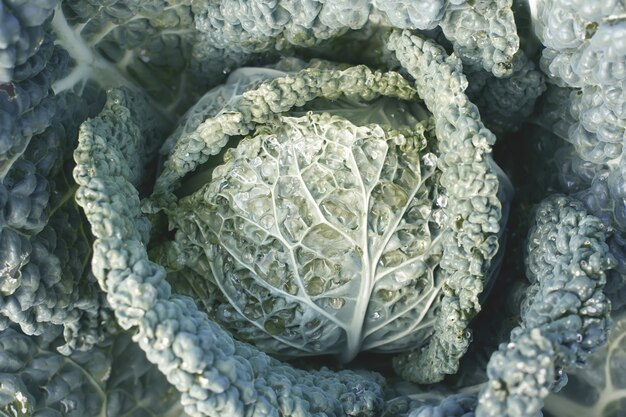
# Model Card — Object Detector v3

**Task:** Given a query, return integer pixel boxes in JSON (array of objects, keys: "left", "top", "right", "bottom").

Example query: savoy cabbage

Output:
[
  {"left": 146, "top": 49, "right": 510, "bottom": 384},
  {"left": 0, "top": 1, "right": 625, "bottom": 417}
]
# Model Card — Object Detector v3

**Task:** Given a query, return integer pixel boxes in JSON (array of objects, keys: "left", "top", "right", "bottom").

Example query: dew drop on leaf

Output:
[
  {"left": 368, "top": 310, "right": 382, "bottom": 321},
  {"left": 422, "top": 152, "right": 437, "bottom": 168},
  {"left": 328, "top": 297, "right": 345, "bottom": 309},
  {"left": 432, "top": 209, "right": 448, "bottom": 227}
]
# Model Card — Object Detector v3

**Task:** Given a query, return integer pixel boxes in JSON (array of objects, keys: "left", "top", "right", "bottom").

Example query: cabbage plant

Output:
[{"left": 1, "top": 1, "right": 624, "bottom": 417}]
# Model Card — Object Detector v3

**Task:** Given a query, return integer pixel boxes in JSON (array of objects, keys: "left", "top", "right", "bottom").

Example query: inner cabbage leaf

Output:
[{"left": 161, "top": 108, "right": 453, "bottom": 362}]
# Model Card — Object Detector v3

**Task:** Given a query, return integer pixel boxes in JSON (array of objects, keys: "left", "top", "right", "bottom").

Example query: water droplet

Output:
[
  {"left": 368, "top": 310, "right": 382, "bottom": 320},
  {"left": 432, "top": 209, "right": 448, "bottom": 226},
  {"left": 328, "top": 297, "right": 345, "bottom": 309},
  {"left": 422, "top": 152, "right": 437, "bottom": 168},
  {"left": 310, "top": 329, "right": 323, "bottom": 340},
  {"left": 61, "top": 399, "right": 77, "bottom": 413},
  {"left": 138, "top": 48, "right": 150, "bottom": 63},
  {"left": 242, "top": 250, "right": 254, "bottom": 263}
]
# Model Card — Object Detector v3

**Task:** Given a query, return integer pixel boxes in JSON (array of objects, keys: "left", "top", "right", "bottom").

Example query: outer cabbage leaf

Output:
[
  {"left": 0, "top": 6, "right": 112, "bottom": 352},
  {"left": 192, "top": 0, "right": 520, "bottom": 77},
  {"left": 0, "top": 326, "right": 188, "bottom": 417},
  {"left": 466, "top": 51, "right": 546, "bottom": 134},
  {"left": 386, "top": 30, "right": 511, "bottom": 384},
  {"left": 476, "top": 195, "right": 613, "bottom": 417},
  {"left": 2, "top": 0, "right": 206, "bottom": 178},
  {"left": 531, "top": 2, "right": 626, "bottom": 293},
  {"left": 438, "top": 0, "right": 519, "bottom": 77},
  {"left": 534, "top": 84, "right": 626, "bottom": 311},
  {"left": 0, "top": 0, "right": 57, "bottom": 83},
  {"left": 544, "top": 308, "right": 626, "bottom": 417},
  {"left": 533, "top": 0, "right": 626, "bottom": 89},
  {"left": 54, "top": 0, "right": 208, "bottom": 113},
  {"left": 0, "top": 33, "right": 70, "bottom": 179}
]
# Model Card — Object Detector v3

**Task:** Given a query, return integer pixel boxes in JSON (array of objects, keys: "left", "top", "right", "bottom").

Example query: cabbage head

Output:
[{"left": 150, "top": 58, "right": 512, "bottom": 367}]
